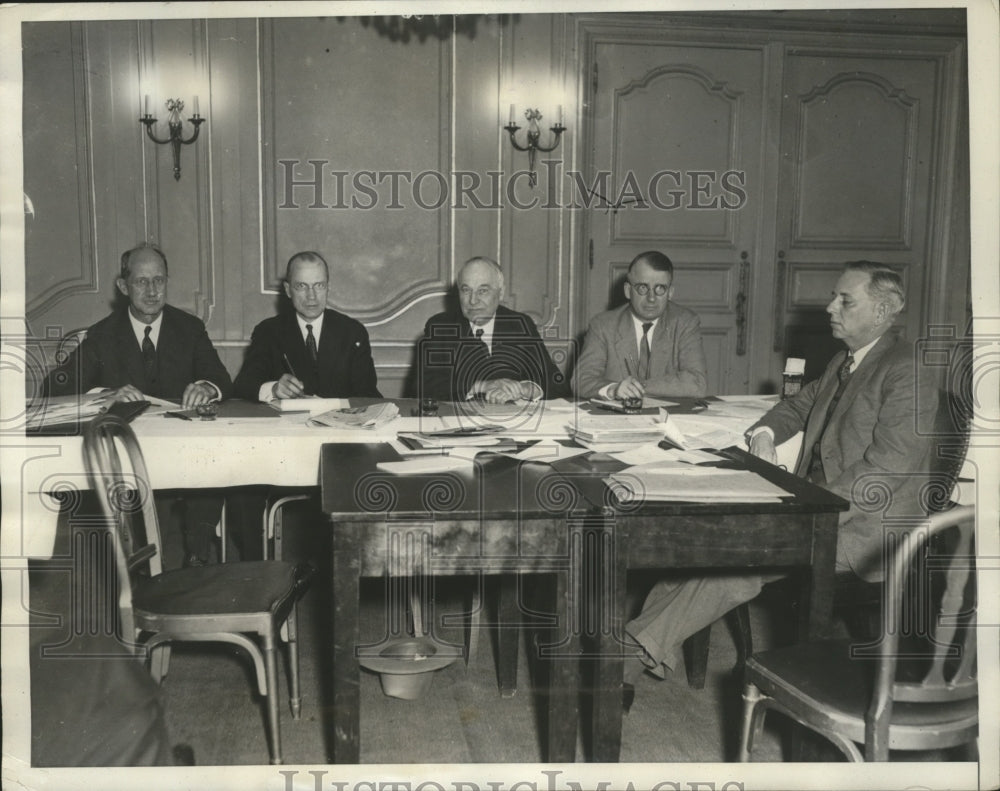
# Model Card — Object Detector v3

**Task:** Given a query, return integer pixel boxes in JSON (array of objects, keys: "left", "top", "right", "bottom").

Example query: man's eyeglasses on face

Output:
[
  {"left": 628, "top": 281, "right": 670, "bottom": 297},
  {"left": 291, "top": 282, "right": 329, "bottom": 294},
  {"left": 132, "top": 276, "right": 167, "bottom": 291}
]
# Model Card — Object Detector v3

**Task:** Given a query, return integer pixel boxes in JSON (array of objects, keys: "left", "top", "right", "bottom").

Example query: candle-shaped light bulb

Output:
[
  {"left": 144, "top": 94, "right": 150, "bottom": 116},
  {"left": 508, "top": 104, "right": 515, "bottom": 125},
  {"left": 193, "top": 95, "right": 200, "bottom": 117},
  {"left": 557, "top": 104, "right": 564, "bottom": 126}
]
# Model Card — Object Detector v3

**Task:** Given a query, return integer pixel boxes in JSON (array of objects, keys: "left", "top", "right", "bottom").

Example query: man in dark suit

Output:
[
  {"left": 418, "top": 256, "right": 566, "bottom": 402},
  {"left": 44, "top": 242, "right": 233, "bottom": 567},
  {"left": 233, "top": 251, "right": 380, "bottom": 401},
  {"left": 621, "top": 262, "right": 938, "bottom": 704},
  {"left": 574, "top": 250, "right": 708, "bottom": 400}
]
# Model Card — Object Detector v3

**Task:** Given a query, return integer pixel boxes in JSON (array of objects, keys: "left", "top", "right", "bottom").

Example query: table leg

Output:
[
  {"left": 802, "top": 512, "right": 838, "bottom": 641},
  {"left": 587, "top": 517, "right": 626, "bottom": 762},
  {"left": 330, "top": 520, "right": 361, "bottom": 764},
  {"left": 545, "top": 569, "right": 579, "bottom": 762},
  {"left": 498, "top": 573, "right": 519, "bottom": 698}
]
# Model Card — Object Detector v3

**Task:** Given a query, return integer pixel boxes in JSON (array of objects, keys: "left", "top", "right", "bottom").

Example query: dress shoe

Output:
[
  {"left": 183, "top": 553, "right": 207, "bottom": 568},
  {"left": 622, "top": 682, "right": 636, "bottom": 715}
]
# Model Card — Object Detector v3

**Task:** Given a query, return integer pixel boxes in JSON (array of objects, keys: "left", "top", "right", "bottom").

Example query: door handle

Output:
[{"left": 736, "top": 251, "right": 750, "bottom": 356}]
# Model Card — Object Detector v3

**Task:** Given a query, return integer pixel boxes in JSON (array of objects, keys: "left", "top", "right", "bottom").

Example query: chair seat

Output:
[
  {"left": 134, "top": 560, "right": 309, "bottom": 618},
  {"left": 748, "top": 639, "right": 979, "bottom": 750}
]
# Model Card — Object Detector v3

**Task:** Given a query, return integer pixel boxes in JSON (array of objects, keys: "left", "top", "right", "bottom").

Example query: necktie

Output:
[
  {"left": 305, "top": 324, "right": 318, "bottom": 364},
  {"left": 638, "top": 322, "right": 653, "bottom": 380},
  {"left": 142, "top": 325, "right": 157, "bottom": 381},
  {"left": 809, "top": 352, "right": 855, "bottom": 483},
  {"left": 475, "top": 327, "right": 489, "bottom": 355}
]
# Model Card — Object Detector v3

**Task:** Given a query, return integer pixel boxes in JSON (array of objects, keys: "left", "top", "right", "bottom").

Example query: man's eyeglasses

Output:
[
  {"left": 291, "top": 282, "right": 329, "bottom": 294},
  {"left": 131, "top": 276, "right": 167, "bottom": 291},
  {"left": 628, "top": 281, "right": 670, "bottom": 297}
]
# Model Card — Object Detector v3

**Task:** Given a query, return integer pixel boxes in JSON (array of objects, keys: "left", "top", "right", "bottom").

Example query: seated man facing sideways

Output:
[
  {"left": 621, "top": 261, "right": 938, "bottom": 709},
  {"left": 43, "top": 241, "right": 233, "bottom": 567},
  {"left": 234, "top": 250, "right": 381, "bottom": 401},
  {"left": 418, "top": 256, "right": 567, "bottom": 403},
  {"left": 574, "top": 250, "right": 708, "bottom": 400}
]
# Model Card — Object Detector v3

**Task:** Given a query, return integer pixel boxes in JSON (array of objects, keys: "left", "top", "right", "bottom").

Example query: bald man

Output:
[{"left": 417, "top": 257, "right": 567, "bottom": 402}]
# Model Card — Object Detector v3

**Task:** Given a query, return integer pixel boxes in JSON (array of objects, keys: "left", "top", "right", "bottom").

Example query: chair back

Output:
[
  {"left": 866, "top": 504, "right": 976, "bottom": 751},
  {"left": 82, "top": 413, "right": 165, "bottom": 649}
]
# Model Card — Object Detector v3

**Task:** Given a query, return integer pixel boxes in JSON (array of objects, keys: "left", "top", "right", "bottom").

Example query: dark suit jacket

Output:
[
  {"left": 574, "top": 302, "right": 709, "bottom": 398},
  {"left": 44, "top": 304, "right": 232, "bottom": 401},
  {"left": 751, "top": 332, "right": 938, "bottom": 580},
  {"left": 233, "top": 308, "right": 380, "bottom": 400},
  {"left": 418, "top": 305, "right": 567, "bottom": 401}
]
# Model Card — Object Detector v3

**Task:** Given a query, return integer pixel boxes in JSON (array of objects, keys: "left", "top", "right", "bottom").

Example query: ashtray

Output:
[{"left": 195, "top": 401, "right": 220, "bottom": 420}]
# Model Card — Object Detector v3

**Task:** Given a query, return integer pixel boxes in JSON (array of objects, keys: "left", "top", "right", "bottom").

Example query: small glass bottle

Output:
[{"left": 782, "top": 358, "right": 806, "bottom": 400}]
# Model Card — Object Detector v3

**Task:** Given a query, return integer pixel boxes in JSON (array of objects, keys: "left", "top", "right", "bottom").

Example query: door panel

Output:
[
  {"left": 774, "top": 50, "right": 940, "bottom": 378},
  {"left": 585, "top": 41, "right": 766, "bottom": 394}
]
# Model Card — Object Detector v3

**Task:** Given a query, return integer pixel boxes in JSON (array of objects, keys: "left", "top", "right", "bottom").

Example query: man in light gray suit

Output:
[
  {"left": 622, "top": 261, "right": 939, "bottom": 706},
  {"left": 574, "top": 251, "right": 708, "bottom": 399}
]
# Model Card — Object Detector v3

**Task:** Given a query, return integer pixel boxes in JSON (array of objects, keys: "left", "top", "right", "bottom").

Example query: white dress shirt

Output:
[{"left": 259, "top": 312, "right": 326, "bottom": 402}]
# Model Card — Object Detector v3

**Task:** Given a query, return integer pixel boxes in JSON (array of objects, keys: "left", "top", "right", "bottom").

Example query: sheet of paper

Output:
[
  {"left": 376, "top": 457, "right": 474, "bottom": 475},
  {"left": 609, "top": 442, "right": 675, "bottom": 466},
  {"left": 642, "top": 396, "right": 679, "bottom": 408},
  {"left": 510, "top": 441, "right": 591, "bottom": 462}
]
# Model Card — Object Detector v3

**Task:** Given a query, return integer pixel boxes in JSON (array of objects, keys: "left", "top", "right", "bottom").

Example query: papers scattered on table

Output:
[
  {"left": 607, "top": 468, "right": 791, "bottom": 503},
  {"left": 661, "top": 413, "right": 749, "bottom": 450},
  {"left": 269, "top": 397, "right": 347, "bottom": 414},
  {"left": 307, "top": 402, "right": 399, "bottom": 429},
  {"left": 506, "top": 440, "right": 591, "bottom": 462}
]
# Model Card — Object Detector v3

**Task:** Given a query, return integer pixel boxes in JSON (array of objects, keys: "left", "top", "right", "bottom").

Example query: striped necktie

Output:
[{"left": 638, "top": 322, "right": 653, "bottom": 380}]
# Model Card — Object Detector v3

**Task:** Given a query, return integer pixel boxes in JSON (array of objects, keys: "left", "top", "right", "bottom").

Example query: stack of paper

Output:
[
  {"left": 269, "top": 397, "right": 347, "bottom": 414},
  {"left": 397, "top": 425, "right": 511, "bottom": 451},
  {"left": 25, "top": 394, "right": 109, "bottom": 430},
  {"left": 607, "top": 467, "right": 790, "bottom": 503},
  {"left": 307, "top": 402, "right": 399, "bottom": 429},
  {"left": 570, "top": 416, "right": 666, "bottom": 452}
]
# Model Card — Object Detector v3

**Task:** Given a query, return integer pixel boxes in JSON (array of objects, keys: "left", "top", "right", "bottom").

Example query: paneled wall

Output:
[{"left": 22, "top": 12, "right": 969, "bottom": 398}]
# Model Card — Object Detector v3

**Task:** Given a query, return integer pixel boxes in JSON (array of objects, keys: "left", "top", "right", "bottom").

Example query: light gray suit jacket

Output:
[
  {"left": 574, "top": 303, "right": 709, "bottom": 398},
  {"left": 753, "top": 331, "right": 939, "bottom": 580}
]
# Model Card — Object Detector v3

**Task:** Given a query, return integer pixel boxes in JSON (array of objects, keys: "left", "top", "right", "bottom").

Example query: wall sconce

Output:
[
  {"left": 139, "top": 96, "right": 205, "bottom": 181},
  {"left": 503, "top": 106, "right": 566, "bottom": 188}
]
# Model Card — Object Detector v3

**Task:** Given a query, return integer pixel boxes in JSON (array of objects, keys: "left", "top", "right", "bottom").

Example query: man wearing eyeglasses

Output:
[
  {"left": 43, "top": 242, "right": 232, "bottom": 568},
  {"left": 417, "top": 256, "right": 567, "bottom": 403},
  {"left": 233, "top": 250, "right": 381, "bottom": 401},
  {"left": 44, "top": 242, "right": 231, "bottom": 406},
  {"left": 574, "top": 250, "right": 708, "bottom": 399}
]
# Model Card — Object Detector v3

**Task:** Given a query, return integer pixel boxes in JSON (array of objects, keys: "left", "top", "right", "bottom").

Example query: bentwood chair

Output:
[
  {"left": 738, "top": 504, "right": 977, "bottom": 762},
  {"left": 82, "top": 414, "right": 315, "bottom": 764}
]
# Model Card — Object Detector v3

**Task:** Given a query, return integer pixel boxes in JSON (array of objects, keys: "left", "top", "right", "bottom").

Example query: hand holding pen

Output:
[
  {"left": 271, "top": 354, "right": 308, "bottom": 399},
  {"left": 614, "top": 356, "right": 646, "bottom": 401}
]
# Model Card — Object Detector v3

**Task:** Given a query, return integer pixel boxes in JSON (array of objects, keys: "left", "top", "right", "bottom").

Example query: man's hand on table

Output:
[
  {"left": 748, "top": 430, "right": 778, "bottom": 465},
  {"left": 472, "top": 378, "right": 525, "bottom": 404},
  {"left": 103, "top": 384, "right": 145, "bottom": 404},
  {"left": 181, "top": 381, "right": 217, "bottom": 409},
  {"left": 610, "top": 377, "right": 645, "bottom": 401}
]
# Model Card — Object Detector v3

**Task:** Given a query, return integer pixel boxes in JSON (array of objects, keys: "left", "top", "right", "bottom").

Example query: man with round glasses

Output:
[
  {"left": 574, "top": 250, "right": 708, "bottom": 399},
  {"left": 234, "top": 250, "right": 380, "bottom": 401},
  {"left": 44, "top": 242, "right": 231, "bottom": 406}
]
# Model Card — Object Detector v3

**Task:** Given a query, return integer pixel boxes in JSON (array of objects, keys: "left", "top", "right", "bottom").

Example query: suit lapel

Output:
[
  {"left": 614, "top": 308, "right": 636, "bottom": 375},
  {"left": 116, "top": 311, "right": 147, "bottom": 390}
]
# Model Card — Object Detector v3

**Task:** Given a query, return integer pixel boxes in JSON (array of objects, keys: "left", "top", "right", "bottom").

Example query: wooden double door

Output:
[{"left": 579, "top": 18, "right": 966, "bottom": 393}]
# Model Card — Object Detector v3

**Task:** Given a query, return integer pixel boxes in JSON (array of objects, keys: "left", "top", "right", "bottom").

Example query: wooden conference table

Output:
[
  {"left": 318, "top": 401, "right": 847, "bottom": 764},
  {"left": 17, "top": 396, "right": 846, "bottom": 763}
]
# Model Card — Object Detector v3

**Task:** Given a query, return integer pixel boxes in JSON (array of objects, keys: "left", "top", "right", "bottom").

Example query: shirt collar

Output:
[
  {"left": 470, "top": 315, "right": 497, "bottom": 349},
  {"left": 629, "top": 313, "right": 659, "bottom": 342},
  {"left": 848, "top": 335, "right": 881, "bottom": 371},
  {"left": 128, "top": 310, "right": 163, "bottom": 348},
  {"left": 296, "top": 311, "right": 324, "bottom": 341}
]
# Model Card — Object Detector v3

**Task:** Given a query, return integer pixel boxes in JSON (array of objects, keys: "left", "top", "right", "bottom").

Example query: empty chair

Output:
[
  {"left": 82, "top": 413, "right": 314, "bottom": 764},
  {"left": 738, "top": 504, "right": 977, "bottom": 762}
]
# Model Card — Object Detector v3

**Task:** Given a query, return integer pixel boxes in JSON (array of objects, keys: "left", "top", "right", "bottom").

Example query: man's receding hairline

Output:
[{"left": 286, "top": 251, "right": 329, "bottom": 281}]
